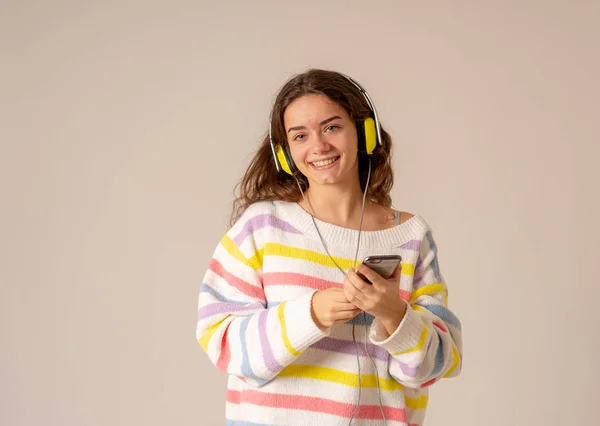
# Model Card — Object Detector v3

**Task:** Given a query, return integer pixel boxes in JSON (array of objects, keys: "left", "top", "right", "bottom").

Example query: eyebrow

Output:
[{"left": 287, "top": 115, "right": 342, "bottom": 133}]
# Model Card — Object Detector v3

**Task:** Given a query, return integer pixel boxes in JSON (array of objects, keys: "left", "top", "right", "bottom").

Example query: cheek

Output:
[{"left": 289, "top": 145, "right": 309, "bottom": 165}]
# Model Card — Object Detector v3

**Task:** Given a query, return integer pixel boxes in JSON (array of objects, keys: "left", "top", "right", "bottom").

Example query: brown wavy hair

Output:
[{"left": 230, "top": 69, "right": 395, "bottom": 226}]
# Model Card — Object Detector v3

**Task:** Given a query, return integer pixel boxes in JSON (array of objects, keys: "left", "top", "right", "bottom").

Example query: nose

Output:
[{"left": 311, "top": 132, "right": 331, "bottom": 154}]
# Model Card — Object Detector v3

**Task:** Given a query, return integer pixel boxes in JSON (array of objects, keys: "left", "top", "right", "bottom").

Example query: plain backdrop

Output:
[{"left": 2, "top": 1, "right": 599, "bottom": 425}]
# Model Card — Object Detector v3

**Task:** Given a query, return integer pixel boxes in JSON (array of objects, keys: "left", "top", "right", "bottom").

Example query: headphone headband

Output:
[{"left": 338, "top": 73, "right": 383, "bottom": 149}]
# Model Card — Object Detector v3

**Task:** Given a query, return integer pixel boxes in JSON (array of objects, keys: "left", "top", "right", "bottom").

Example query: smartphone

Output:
[{"left": 356, "top": 254, "right": 402, "bottom": 284}]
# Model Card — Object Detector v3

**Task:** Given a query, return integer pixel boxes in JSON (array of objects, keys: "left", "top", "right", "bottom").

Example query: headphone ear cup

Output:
[
  {"left": 362, "top": 117, "right": 377, "bottom": 155},
  {"left": 276, "top": 144, "right": 295, "bottom": 175},
  {"left": 356, "top": 119, "right": 367, "bottom": 154}
]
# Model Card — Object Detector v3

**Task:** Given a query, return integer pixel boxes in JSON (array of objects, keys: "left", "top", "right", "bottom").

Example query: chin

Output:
[{"left": 306, "top": 171, "right": 348, "bottom": 186}]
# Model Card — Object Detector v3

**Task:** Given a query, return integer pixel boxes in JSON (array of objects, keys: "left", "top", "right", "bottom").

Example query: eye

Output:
[
  {"left": 293, "top": 134, "right": 306, "bottom": 142},
  {"left": 325, "top": 125, "right": 340, "bottom": 132}
]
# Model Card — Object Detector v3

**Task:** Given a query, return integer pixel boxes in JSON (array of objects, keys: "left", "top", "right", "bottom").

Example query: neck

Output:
[{"left": 301, "top": 179, "right": 368, "bottom": 228}]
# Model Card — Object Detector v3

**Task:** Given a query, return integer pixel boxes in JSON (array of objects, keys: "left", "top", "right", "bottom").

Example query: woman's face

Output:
[{"left": 283, "top": 94, "right": 359, "bottom": 188}]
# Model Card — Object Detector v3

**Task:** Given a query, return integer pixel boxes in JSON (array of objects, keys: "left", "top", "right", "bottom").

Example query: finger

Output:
[
  {"left": 326, "top": 288, "right": 352, "bottom": 303},
  {"left": 344, "top": 291, "right": 365, "bottom": 310},
  {"left": 356, "top": 264, "right": 385, "bottom": 288},
  {"left": 333, "top": 309, "right": 362, "bottom": 322},
  {"left": 332, "top": 292, "right": 350, "bottom": 303},
  {"left": 335, "top": 301, "right": 361, "bottom": 311},
  {"left": 343, "top": 289, "right": 361, "bottom": 310},
  {"left": 343, "top": 279, "right": 366, "bottom": 305},
  {"left": 335, "top": 307, "right": 362, "bottom": 316},
  {"left": 371, "top": 263, "right": 402, "bottom": 292},
  {"left": 346, "top": 268, "right": 375, "bottom": 295}
]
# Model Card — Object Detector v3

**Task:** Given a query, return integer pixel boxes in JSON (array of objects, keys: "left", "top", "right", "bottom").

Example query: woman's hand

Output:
[
  {"left": 310, "top": 287, "right": 362, "bottom": 330},
  {"left": 343, "top": 263, "right": 407, "bottom": 336}
]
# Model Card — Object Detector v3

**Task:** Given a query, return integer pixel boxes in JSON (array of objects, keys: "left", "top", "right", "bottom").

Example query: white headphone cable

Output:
[{"left": 294, "top": 158, "right": 387, "bottom": 425}]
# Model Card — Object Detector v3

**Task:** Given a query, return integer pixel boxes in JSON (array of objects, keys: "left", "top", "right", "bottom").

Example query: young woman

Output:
[{"left": 196, "top": 69, "right": 463, "bottom": 426}]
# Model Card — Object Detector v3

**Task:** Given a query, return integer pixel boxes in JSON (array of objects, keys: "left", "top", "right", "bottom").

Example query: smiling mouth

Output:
[{"left": 309, "top": 156, "right": 340, "bottom": 168}]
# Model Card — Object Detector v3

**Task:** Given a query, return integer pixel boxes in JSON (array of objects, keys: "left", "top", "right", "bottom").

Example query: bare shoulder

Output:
[
  {"left": 380, "top": 205, "right": 415, "bottom": 226},
  {"left": 399, "top": 211, "right": 415, "bottom": 225}
]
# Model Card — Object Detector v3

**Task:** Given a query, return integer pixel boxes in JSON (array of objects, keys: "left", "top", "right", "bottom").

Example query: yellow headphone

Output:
[{"left": 269, "top": 74, "right": 382, "bottom": 176}]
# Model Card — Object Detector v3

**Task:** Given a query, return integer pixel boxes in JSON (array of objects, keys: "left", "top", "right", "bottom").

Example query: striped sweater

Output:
[{"left": 196, "top": 200, "right": 463, "bottom": 425}]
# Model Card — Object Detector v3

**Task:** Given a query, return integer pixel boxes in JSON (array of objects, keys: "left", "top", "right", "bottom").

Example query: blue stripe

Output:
[
  {"left": 430, "top": 334, "right": 445, "bottom": 376},
  {"left": 237, "top": 314, "right": 267, "bottom": 386},
  {"left": 347, "top": 312, "right": 374, "bottom": 326},
  {"left": 239, "top": 317, "right": 255, "bottom": 379},
  {"left": 426, "top": 231, "right": 441, "bottom": 282},
  {"left": 419, "top": 304, "right": 462, "bottom": 330},
  {"left": 200, "top": 283, "right": 248, "bottom": 305}
]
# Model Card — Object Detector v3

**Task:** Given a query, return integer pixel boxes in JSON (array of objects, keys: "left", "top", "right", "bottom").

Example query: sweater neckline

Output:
[{"left": 274, "top": 201, "right": 429, "bottom": 249}]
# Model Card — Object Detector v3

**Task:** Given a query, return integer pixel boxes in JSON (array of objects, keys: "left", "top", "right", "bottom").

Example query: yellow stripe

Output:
[
  {"left": 278, "top": 302, "right": 301, "bottom": 357},
  {"left": 265, "top": 243, "right": 356, "bottom": 270},
  {"left": 410, "top": 283, "right": 447, "bottom": 304},
  {"left": 263, "top": 243, "right": 414, "bottom": 276},
  {"left": 392, "top": 320, "right": 429, "bottom": 356},
  {"left": 405, "top": 394, "right": 428, "bottom": 410},
  {"left": 220, "top": 235, "right": 254, "bottom": 268},
  {"left": 221, "top": 240, "right": 414, "bottom": 276},
  {"left": 400, "top": 263, "right": 415, "bottom": 276},
  {"left": 198, "top": 317, "right": 228, "bottom": 352},
  {"left": 443, "top": 345, "right": 460, "bottom": 378},
  {"left": 247, "top": 248, "right": 263, "bottom": 270},
  {"left": 280, "top": 364, "right": 403, "bottom": 392}
]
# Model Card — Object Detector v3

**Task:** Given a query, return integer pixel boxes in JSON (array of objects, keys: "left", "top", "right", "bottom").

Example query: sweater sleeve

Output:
[
  {"left": 368, "top": 229, "right": 463, "bottom": 389},
  {"left": 196, "top": 215, "right": 329, "bottom": 387}
]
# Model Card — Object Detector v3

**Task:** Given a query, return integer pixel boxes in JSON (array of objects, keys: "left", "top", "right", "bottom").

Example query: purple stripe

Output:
[
  {"left": 413, "top": 277, "right": 427, "bottom": 290},
  {"left": 233, "top": 214, "right": 302, "bottom": 245},
  {"left": 415, "top": 257, "right": 423, "bottom": 275},
  {"left": 258, "top": 310, "right": 283, "bottom": 372},
  {"left": 413, "top": 261, "right": 426, "bottom": 289},
  {"left": 311, "top": 337, "right": 389, "bottom": 362},
  {"left": 393, "top": 335, "right": 434, "bottom": 378},
  {"left": 399, "top": 239, "right": 421, "bottom": 252},
  {"left": 393, "top": 358, "right": 418, "bottom": 378},
  {"left": 198, "top": 302, "right": 264, "bottom": 320}
]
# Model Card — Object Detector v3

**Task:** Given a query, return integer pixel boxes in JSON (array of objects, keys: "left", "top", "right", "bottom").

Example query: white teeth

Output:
[{"left": 311, "top": 157, "right": 338, "bottom": 167}]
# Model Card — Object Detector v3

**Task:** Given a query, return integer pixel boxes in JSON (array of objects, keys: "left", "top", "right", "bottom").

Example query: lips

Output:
[{"left": 309, "top": 156, "right": 340, "bottom": 168}]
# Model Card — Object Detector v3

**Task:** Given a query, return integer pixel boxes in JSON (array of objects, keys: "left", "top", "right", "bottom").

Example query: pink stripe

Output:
[
  {"left": 227, "top": 389, "right": 406, "bottom": 422},
  {"left": 216, "top": 323, "right": 231, "bottom": 372},
  {"left": 420, "top": 378, "right": 437, "bottom": 388},
  {"left": 265, "top": 272, "right": 409, "bottom": 302},
  {"left": 400, "top": 289, "right": 410, "bottom": 301},
  {"left": 433, "top": 321, "right": 447, "bottom": 333},
  {"left": 263, "top": 272, "right": 341, "bottom": 290},
  {"left": 209, "top": 258, "right": 265, "bottom": 300}
]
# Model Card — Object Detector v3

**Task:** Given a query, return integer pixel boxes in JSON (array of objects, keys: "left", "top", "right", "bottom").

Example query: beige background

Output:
[{"left": 2, "top": 0, "right": 599, "bottom": 425}]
